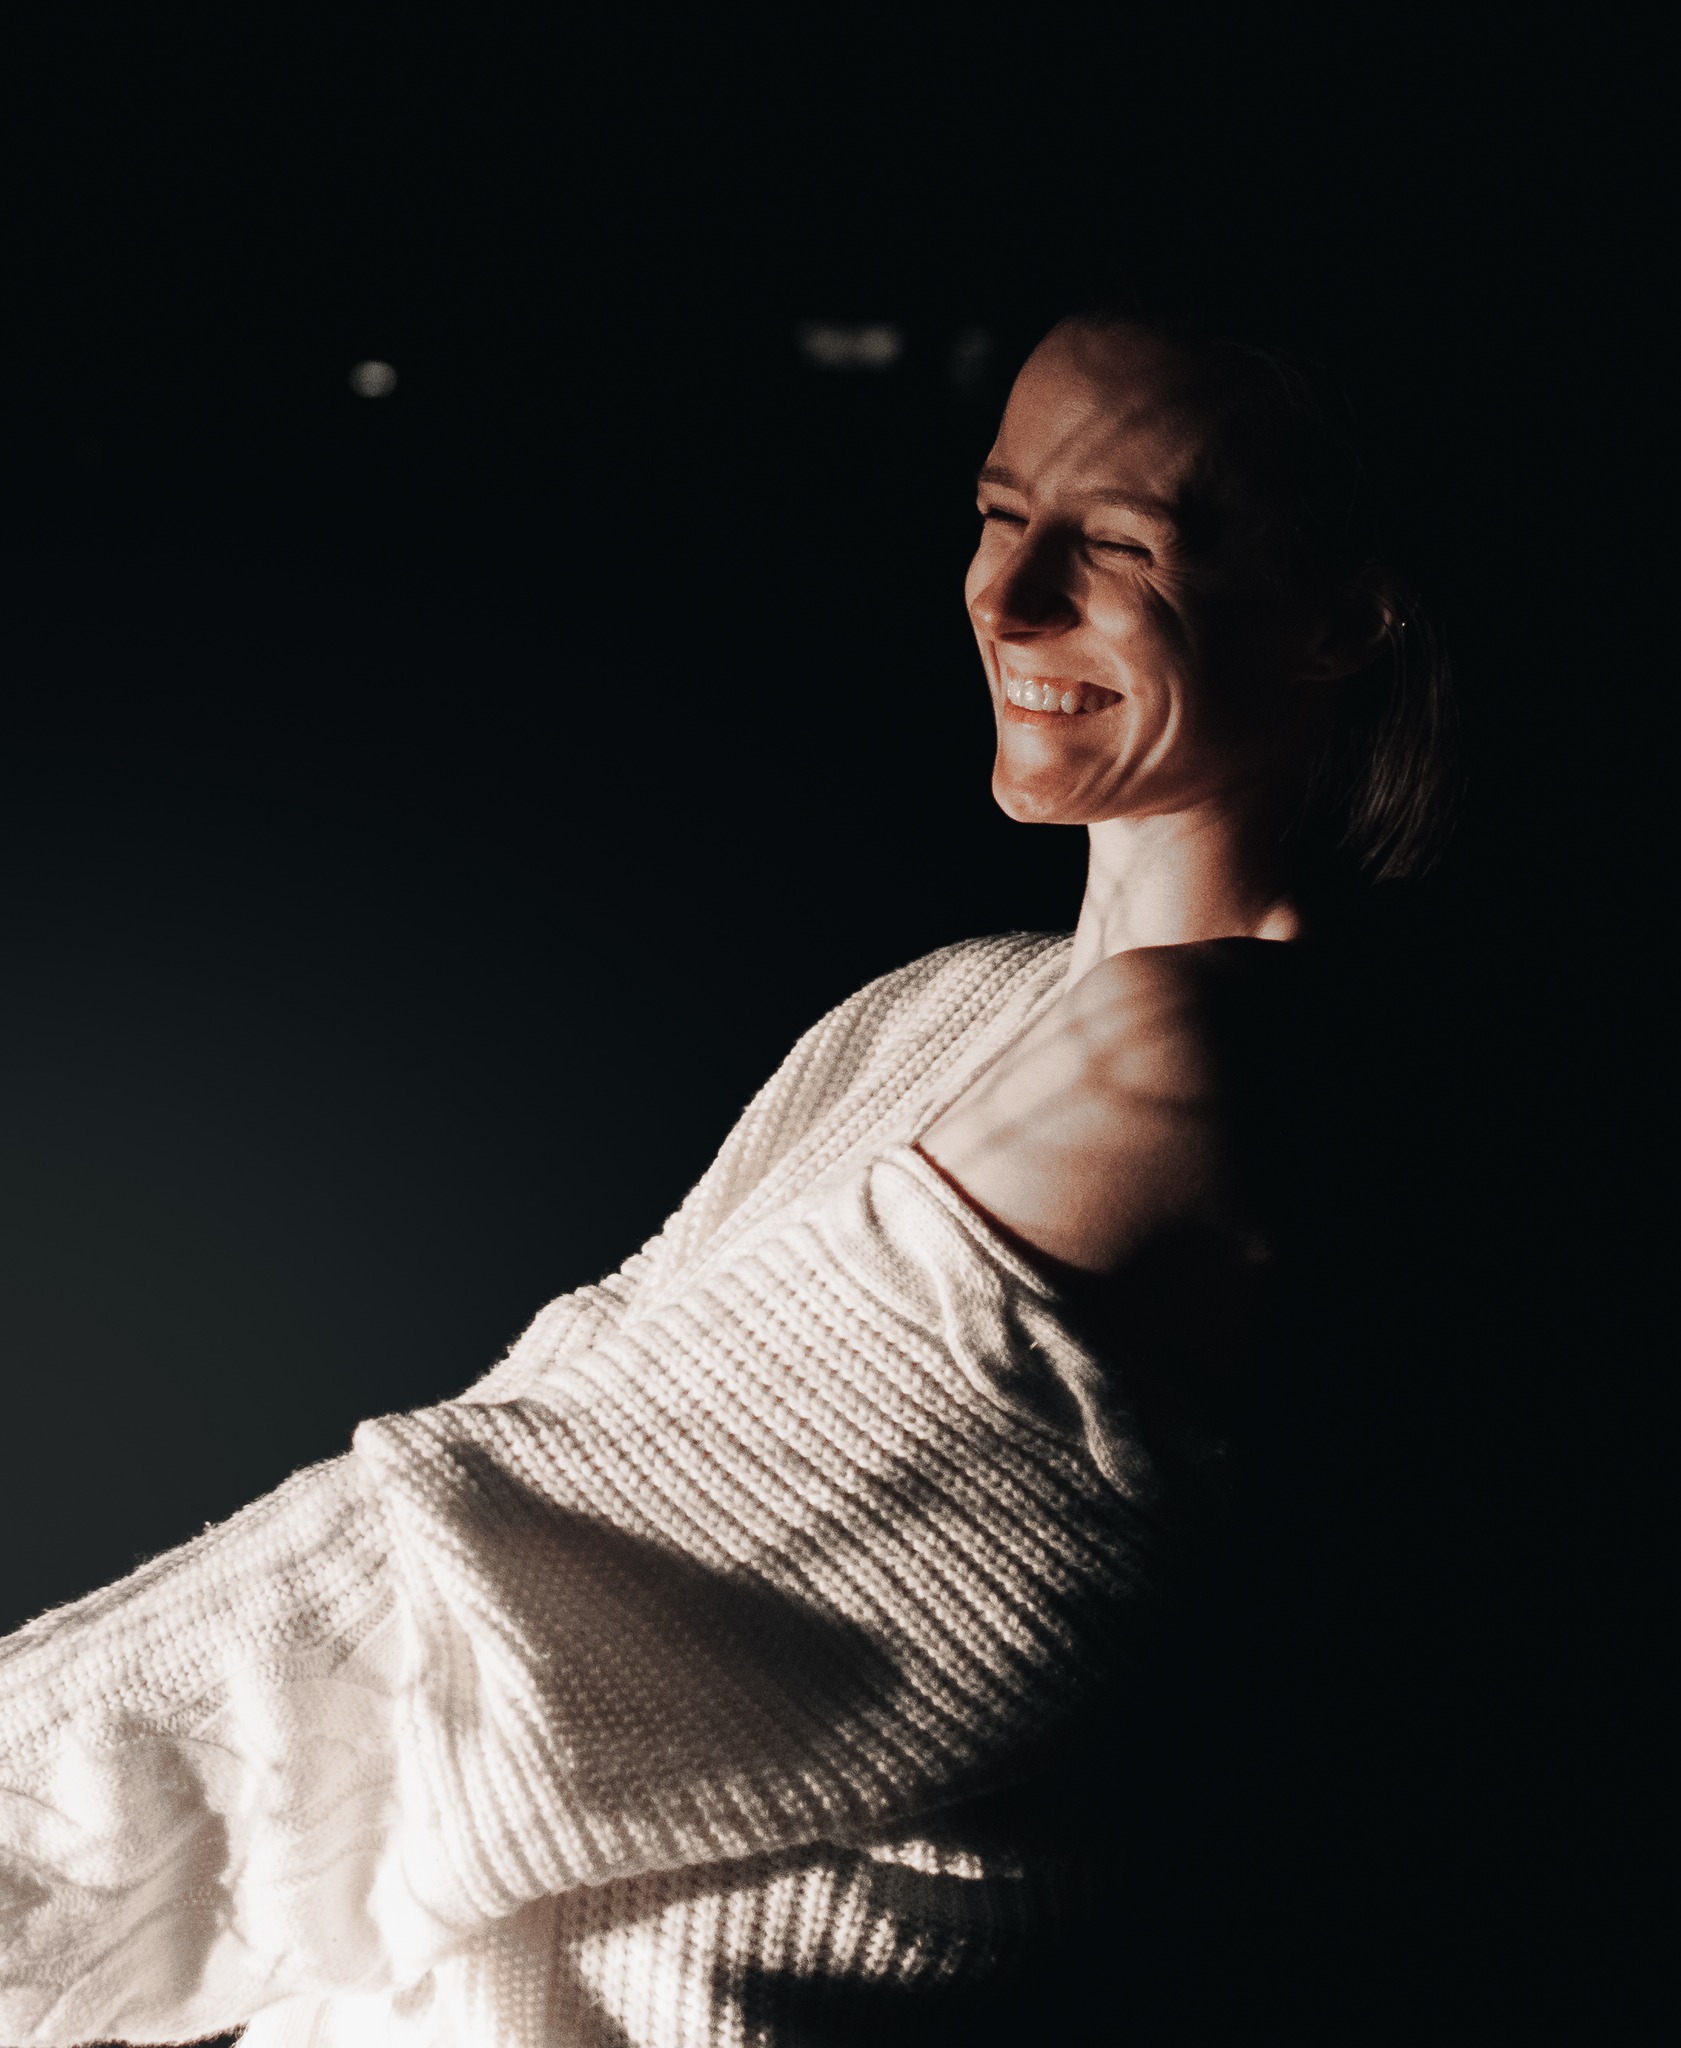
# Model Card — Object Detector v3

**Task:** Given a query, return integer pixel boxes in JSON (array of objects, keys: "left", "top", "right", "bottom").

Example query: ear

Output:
[{"left": 1299, "top": 569, "right": 1394, "bottom": 684}]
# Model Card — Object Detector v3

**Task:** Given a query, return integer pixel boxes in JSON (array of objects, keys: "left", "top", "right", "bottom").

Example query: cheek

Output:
[
  {"left": 1091, "top": 583, "right": 1275, "bottom": 758},
  {"left": 1083, "top": 581, "right": 1190, "bottom": 696}
]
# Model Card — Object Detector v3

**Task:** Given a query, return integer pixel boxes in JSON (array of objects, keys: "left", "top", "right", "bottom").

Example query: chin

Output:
[
  {"left": 992, "top": 776, "right": 1067, "bottom": 824},
  {"left": 991, "top": 734, "right": 1121, "bottom": 826}
]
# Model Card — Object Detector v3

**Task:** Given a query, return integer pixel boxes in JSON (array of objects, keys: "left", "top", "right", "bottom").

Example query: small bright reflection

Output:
[
  {"left": 349, "top": 360, "right": 398, "bottom": 398},
  {"left": 796, "top": 322, "right": 903, "bottom": 371}
]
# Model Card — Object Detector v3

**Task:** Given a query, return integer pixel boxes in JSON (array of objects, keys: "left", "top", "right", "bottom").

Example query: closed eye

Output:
[
  {"left": 978, "top": 502, "right": 1027, "bottom": 527},
  {"left": 1089, "top": 538, "right": 1153, "bottom": 561}
]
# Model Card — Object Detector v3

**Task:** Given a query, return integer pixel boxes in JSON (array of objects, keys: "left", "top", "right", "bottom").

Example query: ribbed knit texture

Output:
[{"left": 0, "top": 934, "right": 1197, "bottom": 2047}]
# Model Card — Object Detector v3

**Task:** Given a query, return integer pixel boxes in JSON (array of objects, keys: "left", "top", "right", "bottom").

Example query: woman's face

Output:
[{"left": 966, "top": 321, "right": 1343, "bottom": 828}]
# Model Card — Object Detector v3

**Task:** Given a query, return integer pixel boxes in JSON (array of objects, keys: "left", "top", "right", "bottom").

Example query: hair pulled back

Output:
[{"left": 1067, "top": 301, "right": 1460, "bottom": 883}]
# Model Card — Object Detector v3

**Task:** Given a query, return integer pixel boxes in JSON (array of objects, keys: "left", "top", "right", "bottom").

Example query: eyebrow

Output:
[{"left": 975, "top": 463, "right": 1184, "bottom": 529}]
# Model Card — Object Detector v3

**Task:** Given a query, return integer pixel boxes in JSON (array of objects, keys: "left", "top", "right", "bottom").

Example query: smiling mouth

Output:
[{"left": 1001, "top": 674, "right": 1122, "bottom": 717}]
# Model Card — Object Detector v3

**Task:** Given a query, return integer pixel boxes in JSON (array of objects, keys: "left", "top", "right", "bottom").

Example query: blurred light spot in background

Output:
[
  {"left": 949, "top": 326, "right": 994, "bottom": 396},
  {"left": 796, "top": 322, "right": 903, "bottom": 371},
  {"left": 348, "top": 360, "right": 398, "bottom": 398}
]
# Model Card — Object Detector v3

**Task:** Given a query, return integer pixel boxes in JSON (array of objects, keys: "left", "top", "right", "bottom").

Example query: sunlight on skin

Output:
[
  {"left": 922, "top": 320, "right": 1382, "bottom": 1284},
  {"left": 923, "top": 944, "right": 1236, "bottom": 1275}
]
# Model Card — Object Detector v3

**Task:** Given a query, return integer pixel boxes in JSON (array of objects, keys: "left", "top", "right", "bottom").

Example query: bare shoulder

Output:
[
  {"left": 1070, "top": 936, "right": 1294, "bottom": 1006},
  {"left": 1058, "top": 939, "right": 1294, "bottom": 1089},
  {"left": 921, "top": 939, "right": 1299, "bottom": 1278}
]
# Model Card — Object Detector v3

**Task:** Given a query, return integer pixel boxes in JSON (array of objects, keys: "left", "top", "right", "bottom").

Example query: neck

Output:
[{"left": 1064, "top": 800, "right": 1303, "bottom": 981}]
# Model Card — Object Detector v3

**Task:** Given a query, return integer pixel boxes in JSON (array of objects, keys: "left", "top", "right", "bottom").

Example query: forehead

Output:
[{"left": 989, "top": 323, "right": 1227, "bottom": 506}]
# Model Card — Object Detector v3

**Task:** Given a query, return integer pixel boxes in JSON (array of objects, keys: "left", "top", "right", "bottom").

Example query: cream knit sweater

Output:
[{"left": 0, "top": 934, "right": 1205, "bottom": 2048}]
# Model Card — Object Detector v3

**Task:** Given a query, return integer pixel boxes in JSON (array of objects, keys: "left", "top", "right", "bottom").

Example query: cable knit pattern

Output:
[{"left": 0, "top": 935, "right": 1197, "bottom": 2047}]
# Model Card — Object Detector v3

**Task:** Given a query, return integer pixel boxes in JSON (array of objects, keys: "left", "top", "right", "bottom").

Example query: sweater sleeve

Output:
[
  {"left": 0, "top": 1147, "right": 1174, "bottom": 2046},
  {"left": 445, "top": 946, "right": 975, "bottom": 1409}
]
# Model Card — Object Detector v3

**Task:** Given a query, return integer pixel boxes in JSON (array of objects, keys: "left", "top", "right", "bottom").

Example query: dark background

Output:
[{"left": 0, "top": 5, "right": 1664, "bottom": 2039}]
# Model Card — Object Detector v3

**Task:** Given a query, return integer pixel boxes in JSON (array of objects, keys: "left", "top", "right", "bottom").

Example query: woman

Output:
[{"left": 0, "top": 308, "right": 1455, "bottom": 2046}]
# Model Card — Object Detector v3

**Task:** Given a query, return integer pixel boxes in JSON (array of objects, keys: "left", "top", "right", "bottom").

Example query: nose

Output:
[{"left": 968, "top": 527, "right": 1081, "bottom": 641}]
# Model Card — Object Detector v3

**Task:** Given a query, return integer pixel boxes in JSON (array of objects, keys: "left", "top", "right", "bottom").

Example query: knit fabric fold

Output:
[{"left": 0, "top": 935, "right": 1198, "bottom": 2047}]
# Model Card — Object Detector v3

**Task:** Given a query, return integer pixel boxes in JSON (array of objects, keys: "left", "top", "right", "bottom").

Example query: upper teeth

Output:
[{"left": 1004, "top": 675, "right": 1106, "bottom": 715}]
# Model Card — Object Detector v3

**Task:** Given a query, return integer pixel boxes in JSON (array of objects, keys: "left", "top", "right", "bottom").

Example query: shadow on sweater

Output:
[{"left": 738, "top": 930, "right": 1500, "bottom": 2047}]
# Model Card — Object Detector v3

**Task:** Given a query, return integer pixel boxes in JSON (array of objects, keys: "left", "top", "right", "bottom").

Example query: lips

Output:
[{"left": 1001, "top": 673, "right": 1121, "bottom": 717}]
